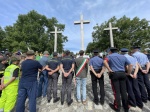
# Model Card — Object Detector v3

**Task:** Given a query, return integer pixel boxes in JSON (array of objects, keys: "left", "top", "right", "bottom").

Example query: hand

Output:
[
  {"left": 97, "top": 73, "right": 102, "bottom": 78},
  {"left": 48, "top": 72, "right": 53, "bottom": 75},
  {"left": 64, "top": 72, "right": 69, "bottom": 77},
  {"left": 109, "top": 69, "right": 114, "bottom": 73},
  {"left": 133, "top": 74, "right": 137, "bottom": 79},
  {"left": 142, "top": 70, "right": 148, "bottom": 74}
]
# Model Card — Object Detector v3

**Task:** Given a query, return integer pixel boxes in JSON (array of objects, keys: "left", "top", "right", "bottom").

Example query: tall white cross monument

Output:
[
  {"left": 74, "top": 14, "right": 90, "bottom": 50},
  {"left": 104, "top": 22, "right": 118, "bottom": 47},
  {"left": 50, "top": 27, "right": 62, "bottom": 52}
]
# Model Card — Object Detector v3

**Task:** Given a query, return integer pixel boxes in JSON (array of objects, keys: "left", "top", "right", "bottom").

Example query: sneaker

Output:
[
  {"left": 53, "top": 97, "right": 60, "bottom": 103},
  {"left": 135, "top": 107, "right": 142, "bottom": 112},
  {"left": 77, "top": 100, "right": 81, "bottom": 103},
  {"left": 82, "top": 100, "right": 87, "bottom": 105}
]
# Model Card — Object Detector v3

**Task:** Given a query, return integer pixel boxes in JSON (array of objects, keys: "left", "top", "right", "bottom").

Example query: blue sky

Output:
[{"left": 0, "top": 0, "right": 150, "bottom": 53}]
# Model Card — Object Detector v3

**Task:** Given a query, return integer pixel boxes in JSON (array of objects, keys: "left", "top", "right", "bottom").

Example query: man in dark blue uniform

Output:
[
  {"left": 60, "top": 50, "right": 74, "bottom": 106},
  {"left": 132, "top": 46, "right": 150, "bottom": 102},
  {"left": 121, "top": 48, "right": 143, "bottom": 110},
  {"left": 45, "top": 52, "right": 60, "bottom": 103},
  {"left": 104, "top": 47, "right": 132, "bottom": 112},
  {"left": 16, "top": 50, "right": 42, "bottom": 112},
  {"left": 89, "top": 50, "right": 105, "bottom": 105}
]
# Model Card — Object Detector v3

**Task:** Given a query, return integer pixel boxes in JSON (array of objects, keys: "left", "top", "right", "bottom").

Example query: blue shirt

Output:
[
  {"left": 20, "top": 59, "right": 42, "bottom": 83},
  {"left": 39, "top": 56, "right": 49, "bottom": 67},
  {"left": 89, "top": 56, "right": 103, "bottom": 70},
  {"left": 132, "top": 51, "right": 149, "bottom": 67},
  {"left": 124, "top": 54, "right": 137, "bottom": 69},
  {"left": 107, "top": 53, "right": 131, "bottom": 72},
  {"left": 47, "top": 58, "right": 60, "bottom": 70},
  {"left": 61, "top": 56, "right": 74, "bottom": 71}
]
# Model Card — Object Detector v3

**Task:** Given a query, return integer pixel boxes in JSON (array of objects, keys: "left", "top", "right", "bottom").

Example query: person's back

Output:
[
  {"left": 21, "top": 59, "right": 42, "bottom": 82},
  {"left": 107, "top": 53, "right": 128, "bottom": 72},
  {"left": 75, "top": 57, "right": 88, "bottom": 78}
]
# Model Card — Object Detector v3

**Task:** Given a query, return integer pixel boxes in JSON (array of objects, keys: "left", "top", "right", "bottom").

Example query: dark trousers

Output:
[
  {"left": 137, "top": 70, "right": 150, "bottom": 101},
  {"left": 61, "top": 72, "right": 73, "bottom": 103},
  {"left": 47, "top": 72, "right": 59, "bottom": 100},
  {"left": 90, "top": 70, "right": 105, "bottom": 103},
  {"left": 16, "top": 81, "right": 37, "bottom": 112},
  {"left": 126, "top": 76, "right": 143, "bottom": 108},
  {"left": 110, "top": 72, "right": 128, "bottom": 111}
]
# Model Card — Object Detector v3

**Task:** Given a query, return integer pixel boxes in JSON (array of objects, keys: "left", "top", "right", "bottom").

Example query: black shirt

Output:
[
  {"left": 61, "top": 56, "right": 74, "bottom": 71},
  {"left": 20, "top": 59, "right": 42, "bottom": 83},
  {"left": 47, "top": 58, "right": 60, "bottom": 70}
]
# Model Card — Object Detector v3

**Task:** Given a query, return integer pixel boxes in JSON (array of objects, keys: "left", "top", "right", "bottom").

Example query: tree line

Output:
[
  {"left": 86, "top": 16, "right": 150, "bottom": 53},
  {"left": 0, "top": 10, "right": 68, "bottom": 53}
]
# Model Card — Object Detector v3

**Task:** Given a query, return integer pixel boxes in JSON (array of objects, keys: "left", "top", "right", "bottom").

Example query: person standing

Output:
[
  {"left": 121, "top": 48, "right": 143, "bottom": 110},
  {"left": 132, "top": 46, "right": 150, "bottom": 102},
  {"left": 89, "top": 50, "right": 105, "bottom": 105},
  {"left": 104, "top": 47, "right": 132, "bottom": 112},
  {"left": 45, "top": 52, "right": 60, "bottom": 103},
  {"left": 74, "top": 50, "right": 88, "bottom": 105},
  {"left": 16, "top": 50, "right": 42, "bottom": 112},
  {"left": 60, "top": 50, "right": 74, "bottom": 106},
  {"left": 37, "top": 51, "right": 49, "bottom": 97},
  {"left": 0, "top": 56, "right": 20, "bottom": 112}
]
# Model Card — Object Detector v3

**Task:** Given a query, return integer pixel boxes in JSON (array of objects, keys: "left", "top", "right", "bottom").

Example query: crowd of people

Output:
[{"left": 0, "top": 46, "right": 150, "bottom": 112}]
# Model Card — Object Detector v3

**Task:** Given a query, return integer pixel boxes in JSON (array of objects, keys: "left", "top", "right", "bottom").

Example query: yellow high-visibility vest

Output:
[{"left": 4, "top": 64, "right": 20, "bottom": 86}]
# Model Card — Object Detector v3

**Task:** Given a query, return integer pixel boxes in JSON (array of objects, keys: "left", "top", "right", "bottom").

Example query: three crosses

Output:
[{"left": 50, "top": 14, "right": 118, "bottom": 52}]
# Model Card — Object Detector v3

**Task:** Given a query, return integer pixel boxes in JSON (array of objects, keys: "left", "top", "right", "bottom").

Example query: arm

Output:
[
  {"left": 133, "top": 63, "right": 139, "bottom": 78},
  {"left": 60, "top": 64, "right": 65, "bottom": 74},
  {"left": 146, "top": 62, "right": 150, "bottom": 73},
  {"left": 90, "top": 65, "right": 97, "bottom": 77},
  {"left": 67, "top": 63, "right": 75, "bottom": 75},
  {"left": 2, "top": 77, "right": 16, "bottom": 89},
  {"left": 103, "top": 60, "right": 113, "bottom": 73},
  {"left": 45, "top": 65, "right": 53, "bottom": 71},
  {"left": 127, "top": 64, "right": 133, "bottom": 75},
  {"left": 48, "top": 66, "right": 60, "bottom": 75}
]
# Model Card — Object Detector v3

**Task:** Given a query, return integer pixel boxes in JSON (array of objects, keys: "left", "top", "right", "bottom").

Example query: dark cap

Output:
[
  {"left": 93, "top": 49, "right": 99, "bottom": 53},
  {"left": 120, "top": 48, "right": 129, "bottom": 52},
  {"left": 26, "top": 50, "right": 35, "bottom": 55},
  {"left": 65, "top": 50, "right": 70, "bottom": 54},
  {"left": 43, "top": 51, "right": 49, "bottom": 55},
  {"left": 132, "top": 46, "right": 141, "bottom": 49},
  {"left": 79, "top": 50, "right": 84, "bottom": 54},
  {"left": 11, "top": 56, "right": 20, "bottom": 62},
  {"left": 109, "top": 47, "right": 118, "bottom": 52},
  {"left": 53, "top": 52, "right": 58, "bottom": 56}
]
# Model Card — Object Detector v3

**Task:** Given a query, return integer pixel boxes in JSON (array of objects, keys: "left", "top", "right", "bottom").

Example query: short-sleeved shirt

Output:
[
  {"left": 47, "top": 58, "right": 60, "bottom": 70},
  {"left": 89, "top": 56, "right": 103, "bottom": 70},
  {"left": 132, "top": 51, "right": 149, "bottom": 67},
  {"left": 20, "top": 59, "right": 42, "bottom": 83},
  {"left": 124, "top": 54, "right": 137, "bottom": 69},
  {"left": 13, "top": 68, "right": 19, "bottom": 77},
  {"left": 106, "top": 53, "right": 131, "bottom": 72},
  {"left": 61, "top": 56, "right": 74, "bottom": 71},
  {"left": 39, "top": 56, "right": 49, "bottom": 67}
]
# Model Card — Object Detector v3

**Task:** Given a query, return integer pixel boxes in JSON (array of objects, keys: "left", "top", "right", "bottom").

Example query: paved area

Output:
[{"left": 25, "top": 72, "right": 150, "bottom": 112}]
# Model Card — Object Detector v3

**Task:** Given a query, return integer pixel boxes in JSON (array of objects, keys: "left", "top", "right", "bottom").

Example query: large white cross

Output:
[
  {"left": 104, "top": 22, "right": 118, "bottom": 47},
  {"left": 74, "top": 14, "right": 90, "bottom": 50},
  {"left": 50, "top": 27, "right": 62, "bottom": 52}
]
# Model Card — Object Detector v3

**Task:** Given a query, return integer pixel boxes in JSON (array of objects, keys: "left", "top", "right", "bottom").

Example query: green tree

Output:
[
  {"left": 86, "top": 16, "right": 150, "bottom": 52},
  {"left": 2, "top": 10, "right": 68, "bottom": 53},
  {"left": 0, "top": 27, "right": 6, "bottom": 51}
]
